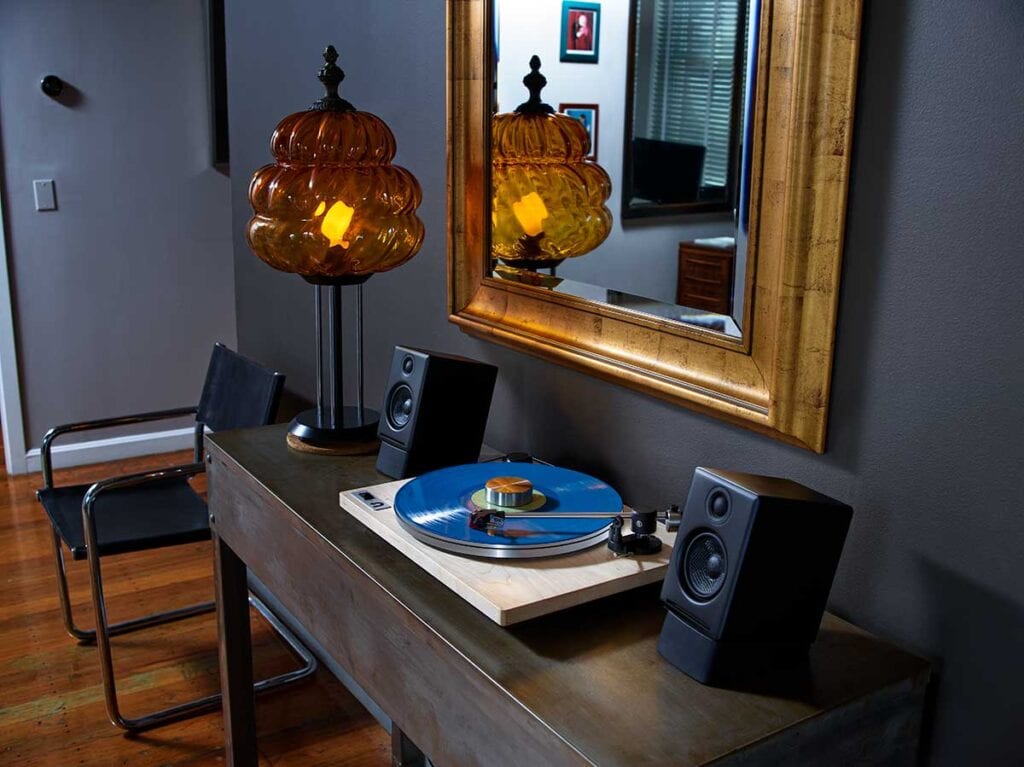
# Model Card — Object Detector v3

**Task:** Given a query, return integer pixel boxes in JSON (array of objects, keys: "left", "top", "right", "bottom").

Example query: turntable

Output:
[{"left": 340, "top": 459, "right": 679, "bottom": 625}]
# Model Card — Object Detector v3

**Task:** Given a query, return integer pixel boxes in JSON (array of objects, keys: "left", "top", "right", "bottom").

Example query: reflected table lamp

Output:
[
  {"left": 492, "top": 56, "right": 611, "bottom": 279},
  {"left": 247, "top": 45, "right": 424, "bottom": 451}
]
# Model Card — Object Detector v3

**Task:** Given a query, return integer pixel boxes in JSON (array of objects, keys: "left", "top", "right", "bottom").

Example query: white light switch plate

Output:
[{"left": 33, "top": 179, "right": 56, "bottom": 211}]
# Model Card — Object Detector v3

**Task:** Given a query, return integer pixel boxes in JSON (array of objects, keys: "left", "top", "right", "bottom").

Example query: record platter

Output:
[
  {"left": 340, "top": 459, "right": 679, "bottom": 625},
  {"left": 392, "top": 462, "right": 622, "bottom": 559}
]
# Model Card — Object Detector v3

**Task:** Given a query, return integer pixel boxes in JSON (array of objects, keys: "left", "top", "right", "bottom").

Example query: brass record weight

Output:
[{"left": 484, "top": 476, "right": 535, "bottom": 507}]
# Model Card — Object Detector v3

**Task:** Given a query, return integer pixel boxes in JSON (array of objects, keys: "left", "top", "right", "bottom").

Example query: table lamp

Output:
[
  {"left": 247, "top": 46, "right": 424, "bottom": 451},
  {"left": 492, "top": 56, "right": 611, "bottom": 274}
]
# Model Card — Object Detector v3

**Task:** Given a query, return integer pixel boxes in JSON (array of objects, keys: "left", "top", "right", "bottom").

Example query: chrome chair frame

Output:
[{"left": 40, "top": 409, "right": 317, "bottom": 731}]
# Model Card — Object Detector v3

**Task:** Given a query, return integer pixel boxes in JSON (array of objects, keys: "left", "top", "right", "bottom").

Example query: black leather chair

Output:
[{"left": 36, "top": 343, "right": 316, "bottom": 731}]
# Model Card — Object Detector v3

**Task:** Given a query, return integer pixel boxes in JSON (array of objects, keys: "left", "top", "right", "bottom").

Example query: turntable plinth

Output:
[{"left": 340, "top": 477, "right": 676, "bottom": 625}]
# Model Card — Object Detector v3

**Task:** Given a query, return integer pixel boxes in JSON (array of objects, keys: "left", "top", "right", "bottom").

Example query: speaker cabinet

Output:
[
  {"left": 658, "top": 468, "right": 852, "bottom": 684},
  {"left": 376, "top": 347, "right": 498, "bottom": 479}
]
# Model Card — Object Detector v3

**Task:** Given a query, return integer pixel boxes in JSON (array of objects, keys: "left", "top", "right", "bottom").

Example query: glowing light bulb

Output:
[
  {"left": 319, "top": 200, "right": 355, "bottom": 248},
  {"left": 512, "top": 192, "right": 548, "bottom": 237}
]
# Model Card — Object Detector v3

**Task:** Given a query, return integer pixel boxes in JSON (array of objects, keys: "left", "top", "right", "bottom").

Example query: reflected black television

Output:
[{"left": 631, "top": 138, "right": 705, "bottom": 204}]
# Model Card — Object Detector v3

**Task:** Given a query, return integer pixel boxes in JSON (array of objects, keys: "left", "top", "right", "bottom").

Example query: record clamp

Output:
[{"left": 484, "top": 476, "right": 535, "bottom": 507}]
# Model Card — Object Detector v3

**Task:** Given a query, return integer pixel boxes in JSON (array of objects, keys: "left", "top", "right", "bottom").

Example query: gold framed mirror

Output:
[{"left": 448, "top": 0, "right": 862, "bottom": 452}]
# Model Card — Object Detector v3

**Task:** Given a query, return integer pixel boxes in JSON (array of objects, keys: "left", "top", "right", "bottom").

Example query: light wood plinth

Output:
[{"left": 340, "top": 479, "right": 675, "bottom": 625}]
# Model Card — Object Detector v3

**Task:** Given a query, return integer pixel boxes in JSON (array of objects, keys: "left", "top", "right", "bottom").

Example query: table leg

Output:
[
  {"left": 391, "top": 724, "right": 427, "bottom": 767},
  {"left": 214, "top": 531, "right": 257, "bottom": 766}
]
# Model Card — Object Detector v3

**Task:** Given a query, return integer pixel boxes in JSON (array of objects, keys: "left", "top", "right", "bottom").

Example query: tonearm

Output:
[{"left": 470, "top": 505, "right": 682, "bottom": 556}]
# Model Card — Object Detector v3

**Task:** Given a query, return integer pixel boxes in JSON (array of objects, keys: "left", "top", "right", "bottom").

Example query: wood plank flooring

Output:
[{"left": 0, "top": 448, "right": 390, "bottom": 766}]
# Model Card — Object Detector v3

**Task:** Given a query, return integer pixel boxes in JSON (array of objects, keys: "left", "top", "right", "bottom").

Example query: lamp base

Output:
[
  {"left": 493, "top": 263, "right": 563, "bottom": 289},
  {"left": 499, "top": 256, "right": 565, "bottom": 271},
  {"left": 288, "top": 406, "right": 380, "bottom": 451},
  {"left": 286, "top": 431, "right": 379, "bottom": 456}
]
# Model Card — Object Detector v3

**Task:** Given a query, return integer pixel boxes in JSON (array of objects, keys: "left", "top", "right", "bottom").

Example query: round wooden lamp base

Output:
[
  {"left": 286, "top": 431, "right": 380, "bottom": 456},
  {"left": 285, "top": 407, "right": 381, "bottom": 456}
]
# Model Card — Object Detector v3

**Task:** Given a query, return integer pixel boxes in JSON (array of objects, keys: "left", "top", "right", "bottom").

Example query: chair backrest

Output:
[{"left": 196, "top": 343, "right": 285, "bottom": 433}]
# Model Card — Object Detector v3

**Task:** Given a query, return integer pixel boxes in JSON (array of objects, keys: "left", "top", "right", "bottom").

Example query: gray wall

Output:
[
  {"left": 0, "top": 0, "right": 236, "bottom": 446},
  {"left": 225, "top": 0, "right": 1024, "bottom": 763}
]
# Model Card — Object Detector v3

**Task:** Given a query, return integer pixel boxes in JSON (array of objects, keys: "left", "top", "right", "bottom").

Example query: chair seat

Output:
[{"left": 39, "top": 477, "right": 210, "bottom": 561}]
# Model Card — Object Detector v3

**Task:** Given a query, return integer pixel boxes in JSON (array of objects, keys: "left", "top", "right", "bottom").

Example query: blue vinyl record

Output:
[{"left": 394, "top": 462, "right": 621, "bottom": 559}]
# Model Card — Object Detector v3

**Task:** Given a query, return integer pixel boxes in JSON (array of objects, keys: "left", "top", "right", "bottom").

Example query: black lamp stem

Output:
[
  {"left": 328, "top": 285, "right": 343, "bottom": 428},
  {"left": 356, "top": 284, "right": 365, "bottom": 425},
  {"left": 314, "top": 286, "right": 324, "bottom": 428},
  {"left": 290, "top": 281, "right": 379, "bottom": 447}
]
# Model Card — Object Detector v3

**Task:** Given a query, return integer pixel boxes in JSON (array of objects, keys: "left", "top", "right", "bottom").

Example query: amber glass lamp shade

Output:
[
  {"left": 247, "top": 48, "right": 424, "bottom": 284},
  {"left": 492, "top": 56, "right": 611, "bottom": 268},
  {"left": 245, "top": 46, "right": 425, "bottom": 451}
]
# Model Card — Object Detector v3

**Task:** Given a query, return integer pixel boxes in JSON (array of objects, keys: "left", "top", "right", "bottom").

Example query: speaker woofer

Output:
[
  {"left": 386, "top": 384, "right": 414, "bottom": 430},
  {"left": 683, "top": 531, "right": 727, "bottom": 601}
]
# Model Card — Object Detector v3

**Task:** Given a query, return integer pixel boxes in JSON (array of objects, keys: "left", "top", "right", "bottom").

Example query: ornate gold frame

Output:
[{"left": 447, "top": 0, "right": 862, "bottom": 452}]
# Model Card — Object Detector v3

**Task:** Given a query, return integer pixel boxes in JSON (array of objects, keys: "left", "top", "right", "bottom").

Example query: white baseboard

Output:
[{"left": 23, "top": 426, "right": 196, "bottom": 475}]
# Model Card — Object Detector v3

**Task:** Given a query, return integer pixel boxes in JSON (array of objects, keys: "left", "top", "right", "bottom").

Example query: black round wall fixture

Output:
[{"left": 41, "top": 75, "right": 65, "bottom": 98}]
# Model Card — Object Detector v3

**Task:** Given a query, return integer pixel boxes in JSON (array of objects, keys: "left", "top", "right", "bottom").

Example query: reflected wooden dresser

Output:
[{"left": 677, "top": 239, "right": 736, "bottom": 314}]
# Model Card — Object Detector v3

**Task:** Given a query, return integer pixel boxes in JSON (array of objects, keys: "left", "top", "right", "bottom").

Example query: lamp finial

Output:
[
  {"left": 313, "top": 44, "right": 355, "bottom": 112},
  {"left": 515, "top": 55, "right": 554, "bottom": 115}
]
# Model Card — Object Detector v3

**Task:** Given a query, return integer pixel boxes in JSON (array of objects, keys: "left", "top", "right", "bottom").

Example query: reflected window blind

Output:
[{"left": 644, "top": 0, "right": 740, "bottom": 188}]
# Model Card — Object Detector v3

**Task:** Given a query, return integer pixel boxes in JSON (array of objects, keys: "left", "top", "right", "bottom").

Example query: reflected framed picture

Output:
[
  {"left": 560, "top": 103, "right": 599, "bottom": 161},
  {"left": 560, "top": 1, "right": 601, "bottom": 63}
]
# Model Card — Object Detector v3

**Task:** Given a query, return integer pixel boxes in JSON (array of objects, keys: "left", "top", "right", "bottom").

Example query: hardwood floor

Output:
[{"left": 0, "top": 448, "right": 390, "bottom": 766}]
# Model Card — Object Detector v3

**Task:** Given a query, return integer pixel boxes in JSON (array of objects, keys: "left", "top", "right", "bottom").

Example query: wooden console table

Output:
[{"left": 207, "top": 425, "right": 930, "bottom": 766}]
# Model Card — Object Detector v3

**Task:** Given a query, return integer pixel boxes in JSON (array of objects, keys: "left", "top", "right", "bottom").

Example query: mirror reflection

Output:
[
  {"left": 492, "top": 0, "right": 758, "bottom": 337},
  {"left": 624, "top": 0, "right": 748, "bottom": 216}
]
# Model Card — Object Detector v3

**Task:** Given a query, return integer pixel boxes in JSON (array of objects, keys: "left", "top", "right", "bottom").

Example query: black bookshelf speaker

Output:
[
  {"left": 376, "top": 346, "right": 498, "bottom": 479},
  {"left": 658, "top": 468, "right": 853, "bottom": 684}
]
